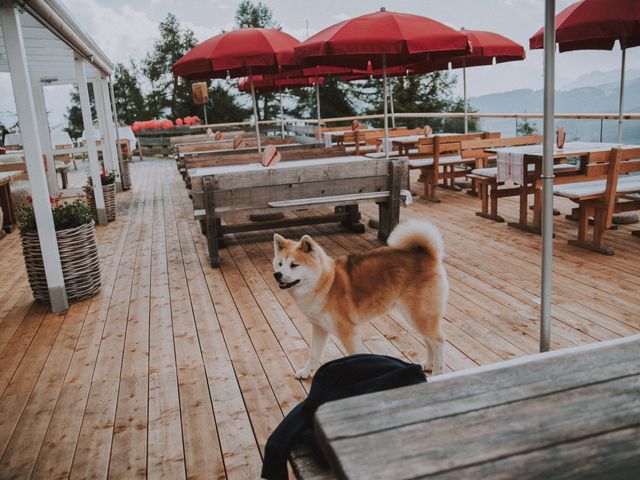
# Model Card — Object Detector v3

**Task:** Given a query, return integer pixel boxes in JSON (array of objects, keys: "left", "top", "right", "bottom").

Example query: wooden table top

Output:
[
  {"left": 487, "top": 141, "right": 640, "bottom": 158},
  {"left": 312, "top": 335, "right": 640, "bottom": 480}
]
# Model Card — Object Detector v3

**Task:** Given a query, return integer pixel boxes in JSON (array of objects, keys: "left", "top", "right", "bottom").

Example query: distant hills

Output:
[{"left": 471, "top": 69, "right": 640, "bottom": 143}]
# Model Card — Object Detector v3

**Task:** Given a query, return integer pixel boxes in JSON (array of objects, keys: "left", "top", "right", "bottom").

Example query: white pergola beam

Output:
[
  {"left": 0, "top": 5, "right": 68, "bottom": 312},
  {"left": 31, "top": 80, "right": 58, "bottom": 194},
  {"left": 75, "top": 55, "right": 107, "bottom": 225},
  {"left": 100, "top": 77, "right": 121, "bottom": 180}
]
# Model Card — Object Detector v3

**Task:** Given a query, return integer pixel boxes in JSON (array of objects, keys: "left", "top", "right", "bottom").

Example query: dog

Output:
[{"left": 272, "top": 219, "right": 448, "bottom": 379}]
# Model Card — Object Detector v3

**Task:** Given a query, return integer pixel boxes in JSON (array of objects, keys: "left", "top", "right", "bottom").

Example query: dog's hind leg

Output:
[
  {"left": 295, "top": 325, "right": 329, "bottom": 379},
  {"left": 399, "top": 301, "right": 446, "bottom": 375}
]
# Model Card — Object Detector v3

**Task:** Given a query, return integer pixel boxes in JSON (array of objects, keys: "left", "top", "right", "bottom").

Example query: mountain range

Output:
[{"left": 471, "top": 69, "right": 640, "bottom": 143}]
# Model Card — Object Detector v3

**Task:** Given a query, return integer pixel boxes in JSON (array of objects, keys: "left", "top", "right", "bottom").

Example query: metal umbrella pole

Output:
[
  {"left": 279, "top": 90, "right": 286, "bottom": 138},
  {"left": 382, "top": 53, "right": 389, "bottom": 159},
  {"left": 463, "top": 65, "right": 468, "bottom": 134},
  {"left": 540, "top": 0, "right": 556, "bottom": 352},
  {"left": 617, "top": 45, "right": 626, "bottom": 143},
  {"left": 389, "top": 79, "right": 396, "bottom": 128},
  {"left": 315, "top": 74, "right": 322, "bottom": 139},
  {"left": 248, "top": 67, "right": 262, "bottom": 152}
]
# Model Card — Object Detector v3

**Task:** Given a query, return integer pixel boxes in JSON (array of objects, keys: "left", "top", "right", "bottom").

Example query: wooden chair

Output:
[
  {"left": 554, "top": 147, "right": 640, "bottom": 254},
  {"left": 410, "top": 132, "right": 496, "bottom": 202}
]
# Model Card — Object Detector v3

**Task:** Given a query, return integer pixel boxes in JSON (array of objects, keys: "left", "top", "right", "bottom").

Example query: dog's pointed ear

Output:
[
  {"left": 299, "top": 235, "right": 315, "bottom": 254},
  {"left": 274, "top": 233, "right": 287, "bottom": 251}
]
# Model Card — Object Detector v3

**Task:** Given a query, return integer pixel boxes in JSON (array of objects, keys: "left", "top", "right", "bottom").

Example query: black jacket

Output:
[{"left": 261, "top": 354, "right": 427, "bottom": 480}]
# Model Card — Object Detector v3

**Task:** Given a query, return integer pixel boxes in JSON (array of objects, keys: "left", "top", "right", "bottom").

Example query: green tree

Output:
[
  {"left": 208, "top": 83, "right": 251, "bottom": 123},
  {"left": 516, "top": 117, "right": 539, "bottom": 136},
  {"left": 234, "top": 1, "right": 280, "bottom": 120},
  {"left": 359, "top": 72, "right": 478, "bottom": 132},
  {"left": 65, "top": 84, "right": 95, "bottom": 139},
  {"left": 112, "top": 61, "right": 146, "bottom": 125},
  {"left": 235, "top": 1, "right": 279, "bottom": 29},
  {"left": 291, "top": 76, "right": 357, "bottom": 121},
  {"left": 142, "top": 13, "right": 198, "bottom": 118}
]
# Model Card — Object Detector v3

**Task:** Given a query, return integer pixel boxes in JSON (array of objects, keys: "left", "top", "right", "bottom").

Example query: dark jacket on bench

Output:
[{"left": 261, "top": 354, "right": 427, "bottom": 480}]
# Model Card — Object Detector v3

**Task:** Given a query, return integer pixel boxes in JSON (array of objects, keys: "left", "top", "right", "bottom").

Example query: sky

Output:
[{"left": 1, "top": 0, "right": 639, "bottom": 130}]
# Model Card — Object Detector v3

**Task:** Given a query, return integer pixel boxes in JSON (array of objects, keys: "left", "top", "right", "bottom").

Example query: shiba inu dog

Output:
[{"left": 273, "top": 219, "right": 448, "bottom": 379}]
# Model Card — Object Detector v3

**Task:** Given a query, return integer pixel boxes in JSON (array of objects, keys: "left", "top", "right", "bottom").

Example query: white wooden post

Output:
[
  {"left": 92, "top": 78, "right": 114, "bottom": 173},
  {"left": 75, "top": 57, "right": 107, "bottom": 225},
  {"left": 99, "top": 77, "right": 121, "bottom": 181},
  {"left": 0, "top": 5, "right": 68, "bottom": 312},
  {"left": 31, "top": 81, "right": 59, "bottom": 194}
]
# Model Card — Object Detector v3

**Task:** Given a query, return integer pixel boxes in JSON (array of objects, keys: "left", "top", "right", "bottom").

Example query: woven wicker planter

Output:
[
  {"left": 121, "top": 160, "right": 131, "bottom": 191},
  {"left": 21, "top": 221, "right": 101, "bottom": 304},
  {"left": 87, "top": 183, "right": 116, "bottom": 222}
]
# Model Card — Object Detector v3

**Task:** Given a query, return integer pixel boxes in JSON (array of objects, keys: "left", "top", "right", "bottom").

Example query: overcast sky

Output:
[{"left": 2, "top": 0, "right": 639, "bottom": 129}]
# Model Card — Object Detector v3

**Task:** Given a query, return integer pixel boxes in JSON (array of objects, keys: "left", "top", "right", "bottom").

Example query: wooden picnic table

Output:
[
  {"left": 376, "top": 133, "right": 460, "bottom": 155},
  {"left": 0, "top": 171, "right": 22, "bottom": 233},
  {"left": 305, "top": 334, "right": 640, "bottom": 480},
  {"left": 487, "top": 141, "right": 640, "bottom": 233}
]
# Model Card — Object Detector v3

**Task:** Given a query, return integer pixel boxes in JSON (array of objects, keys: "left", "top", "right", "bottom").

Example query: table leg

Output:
[{"left": 1, "top": 184, "right": 15, "bottom": 233}]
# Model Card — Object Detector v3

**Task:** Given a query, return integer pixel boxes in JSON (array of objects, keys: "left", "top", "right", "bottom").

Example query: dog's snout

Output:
[{"left": 274, "top": 272, "right": 283, "bottom": 281}]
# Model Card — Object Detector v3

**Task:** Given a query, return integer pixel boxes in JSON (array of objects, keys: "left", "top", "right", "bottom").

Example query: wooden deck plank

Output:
[{"left": 0, "top": 159, "right": 637, "bottom": 479}]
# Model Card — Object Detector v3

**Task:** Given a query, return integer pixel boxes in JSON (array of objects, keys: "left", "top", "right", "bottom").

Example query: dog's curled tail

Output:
[{"left": 387, "top": 219, "right": 444, "bottom": 261}]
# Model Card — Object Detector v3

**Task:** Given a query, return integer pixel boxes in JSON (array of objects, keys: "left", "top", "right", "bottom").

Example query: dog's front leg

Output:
[{"left": 295, "top": 325, "right": 329, "bottom": 379}]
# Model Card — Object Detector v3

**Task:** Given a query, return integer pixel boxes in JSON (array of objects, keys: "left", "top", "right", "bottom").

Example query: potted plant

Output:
[
  {"left": 17, "top": 194, "right": 101, "bottom": 304},
  {"left": 84, "top": 170, "right": 117, "bottom": 221}
]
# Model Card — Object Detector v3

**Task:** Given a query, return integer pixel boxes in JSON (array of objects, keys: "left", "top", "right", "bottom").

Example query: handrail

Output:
[{"left": 195, "top": 112, "right": 640, "bottom": 130}]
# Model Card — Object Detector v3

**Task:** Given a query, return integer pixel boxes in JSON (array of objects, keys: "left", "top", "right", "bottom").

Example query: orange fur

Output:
[{"left": 273, "top": 220, "right": 448, "bottom": 378}]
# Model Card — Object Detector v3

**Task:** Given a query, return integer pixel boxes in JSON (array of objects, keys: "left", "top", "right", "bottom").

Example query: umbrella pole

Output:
[
  {"left": 463, "top": 66, "right": 468, "bottom": 134},
  {"left": 617, "top": 46, "right": 626, "bottom": 144},
  {"left": 383, "top": 54, "right": 389, "bottom": 160},
  {"left": 279, "top": 90, "right": 285, "bottom": 139},
  {"left": 540, "top": 0, "right": 555, "bottom": 353},
  {"left": 249, "top": 69, "right": 262, "bottom": 152},
  {"left": 389, "top": 80, "right": 396, "bottom": 128},
  {"left": 315, "top": 74, "right": 322, "bottom": 139}
]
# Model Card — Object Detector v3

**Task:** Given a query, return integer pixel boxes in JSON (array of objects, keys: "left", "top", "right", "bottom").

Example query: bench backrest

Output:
[
  {"left": 417, "top": 132, "right": 494, "bottom": 157},
  {"left": 177, "top": 136, "right": 294, "bottom": 156},
  {"left": 589, "top": 147, "right": 640, "bottom": 226},
  {"left": 185, "top": 144, "right": 342, "bottom": 170},
  {"left": 460, "top": 134, "right": 543, "bottom": 160},
  {"left": 194, "top": 157, "right": 409, "bottom": 211}
]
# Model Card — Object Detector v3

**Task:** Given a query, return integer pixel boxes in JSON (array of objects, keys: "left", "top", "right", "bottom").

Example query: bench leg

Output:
[
  {"left": 339, "top": 205, "right": 365, "bottom": 233},
  {"left": 568, "top": 206, "right": 614, "bottom": 255},
  {"left": 475, "top": 182, "right": 504, "bottom": 223},
  {"left": 421, "top": 169, "right": 440, "bottom": 203},
  {"left": 205, "top": 216, "right": 223, "bottom": 267}
]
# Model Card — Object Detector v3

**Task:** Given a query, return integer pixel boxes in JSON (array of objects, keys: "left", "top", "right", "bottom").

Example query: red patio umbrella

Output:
[
  {"left": 530, "top": 0, "right": 640, "bottom": 142},
  {"left": 294, "top": 8, "right": 470, "bottom": 158},
  {"left": 173, "top": 28, "right": 301, "bottom": 151},
  {"left": 343, "top": 30, "right": 524, "bottom": 132}
]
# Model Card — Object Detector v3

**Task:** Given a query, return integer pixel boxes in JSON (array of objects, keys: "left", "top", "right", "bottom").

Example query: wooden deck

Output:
[{"left": 0, "top": 159, "right": 638, "bottom": 479}]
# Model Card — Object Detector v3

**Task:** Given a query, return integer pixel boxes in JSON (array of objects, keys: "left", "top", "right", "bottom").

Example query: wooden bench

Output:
[
  {"left": 407, "top": 132, "right": 497, "bottom": 202},
  {"left": 464, "top": 135, "right": 546, "bottom": 221},
  {"left": 181, "top": 145, "right": 347, "bottom": 189},
  {"left": 190, "top": 156, "right": 409, "bottom": 266},
  {"left": 554, "top": 146, "right": 640, "bottom": 254}
]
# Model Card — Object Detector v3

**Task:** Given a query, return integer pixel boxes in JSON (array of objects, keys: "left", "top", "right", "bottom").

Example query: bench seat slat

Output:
[
  {"left": 553, "top": 175, "right": 640, "bottom": 199},
  {"left": 408, "top": 155, "right": 467, "bottom": 168},
  {"left": 471, "top": 163, "right": 578, "bottom": 179}
]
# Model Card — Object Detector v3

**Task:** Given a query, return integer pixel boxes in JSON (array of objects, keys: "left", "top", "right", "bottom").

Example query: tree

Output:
[
  {"left": 142, "top": 13, "right": 198, "bottom": 119},
  {"left": 207, "top": 83, "right": 251, "bottom": 123},
  {"left": 291, "top": 77, "right": 357, "bottom": 121},
  {"left": 112, "top": 61, "right": 146, "bottom": 125},
  {"left": 235, "top": 1, "right": 279, "bottom": 29},
  {"left": 65, "top": 84, "right": 95, "bottom": 139},
  {"left": 234, "top": 1, "right": 280, "bottom": 120},
  {"left": 516, "top": 117, "right": 539, "bottom": 136},
  {"left": 357, "top": 72, "right": 478, "bottom": 132}
]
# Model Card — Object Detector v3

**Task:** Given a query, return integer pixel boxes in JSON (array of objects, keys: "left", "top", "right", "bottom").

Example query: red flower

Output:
[
  {"left": 26, "top": 195, "right": 32, "bottom": 203},
  {"left": 49, "top": 196, "right": 54, "bottom": 204}
]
